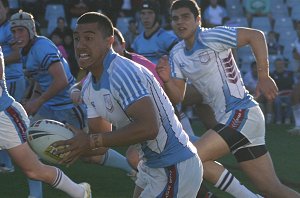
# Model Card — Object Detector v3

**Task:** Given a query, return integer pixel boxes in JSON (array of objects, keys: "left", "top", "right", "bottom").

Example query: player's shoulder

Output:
[
  {"left": 170, "top": 40, "right": 185, "bottom": 56},
  {"left": 199, "top": 26, "right": 236, "bottom": 39},
  {"left": 32, "top": 36, "right": 55, "bottom": 50}
]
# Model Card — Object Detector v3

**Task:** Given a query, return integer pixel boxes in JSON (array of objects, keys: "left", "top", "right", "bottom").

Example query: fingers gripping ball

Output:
[{"left": 26, "top": 119, "right": 74, "bottom": 164}]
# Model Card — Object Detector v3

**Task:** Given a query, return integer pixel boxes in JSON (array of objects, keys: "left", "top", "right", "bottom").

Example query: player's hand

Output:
[
  {"left": 24, "top": 98, "right": 42, "bottom": 116},
  {"left": 255, "top": 76, "right": 278, "bottom": 101},
  {"left": 70, "top": 88, "right": 82, "bottom": 104},
  {"left": 156, "top": 55, "right": 171, "bottom": 83},
  {"left": 53, "top": 124, "right": 90, "bottom": 166}
]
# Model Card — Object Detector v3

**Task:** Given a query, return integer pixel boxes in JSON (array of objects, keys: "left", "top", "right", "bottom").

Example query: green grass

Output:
[{"left": 1, "top": 122, "right": 299, "bottom": 197}]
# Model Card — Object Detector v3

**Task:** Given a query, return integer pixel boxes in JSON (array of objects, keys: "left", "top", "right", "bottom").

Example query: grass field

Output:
[{"left": 1, "top": 122, "right": 299, "bottom": 197}]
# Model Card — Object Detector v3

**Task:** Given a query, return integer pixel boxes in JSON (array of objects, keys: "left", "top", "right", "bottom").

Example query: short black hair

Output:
[
  {"left": 170, "top": 0, "right": 201, "bottom": 19},
  {"left": 77, "top": 12, "right": 114, "bottom": 38}
]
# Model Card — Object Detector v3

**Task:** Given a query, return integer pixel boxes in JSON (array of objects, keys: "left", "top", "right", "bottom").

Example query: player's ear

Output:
[
  {"left": 196, "top": 15, "right": 201, "bottom": 26},
  {"left": 107, "top": 35, "right": 114, "bottom": 47}
]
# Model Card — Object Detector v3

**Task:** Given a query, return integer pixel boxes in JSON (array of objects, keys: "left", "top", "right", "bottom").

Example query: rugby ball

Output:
[{"left": 26, "top": 119, "right": 74, "bottom": 164}]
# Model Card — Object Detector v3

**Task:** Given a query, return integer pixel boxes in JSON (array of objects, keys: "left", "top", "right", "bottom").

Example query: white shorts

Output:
[
  {"left": 219, "top": 105, "right": 265, "bottom": 149},
  {"left": 0, "top": 101, "right": 29, "bottom": 150},
  {"left": 136, "top": 155, "right": 202, "bottom": 198}
]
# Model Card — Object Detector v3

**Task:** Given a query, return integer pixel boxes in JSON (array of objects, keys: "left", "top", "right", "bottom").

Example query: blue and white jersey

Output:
[
  {"left": 0, "top": 79, "right": 14, "bottom": 112},
  {"left": 82, "top": 49, "right": 196, "bottom": 168},
  {"left": 170, "top": 26, "right": 257, "bottom": 122},
  {"left": 131, "top": 28, "right": 178, "bottom": 64},
  {"left": 21, "top": 36, "right": 76, "bottom": 110},
  {"left": 0, "top": 20, "right": 23, "bottom": 80}
]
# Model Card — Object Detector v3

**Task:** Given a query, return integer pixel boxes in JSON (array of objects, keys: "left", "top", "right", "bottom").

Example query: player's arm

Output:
[
  {"left": 24, "top": 61, "right": 68, "bottom": 115},
  {"left": 54, "top": 96, "right": 159, "bottom": 165},
  {"left": 93, "top": 96, "right": 159, "bottom": 147},
  {"left": 156, "top": 55, "right": 186, "bottom": 105},
  {"left": 81, "top": 117, "right": 112, "bottom": 157},
  {"left": 69, "top": 77, "right": 86, "bottom": 104},
  {"left": 3, "top": 41, "right": 20, "bottom": 65},
  {"left": 0, "top": 47, "right": 4, "bottom": 79},
  {"left": 236, "top": 27, "right": 278, "bottom": 100}
]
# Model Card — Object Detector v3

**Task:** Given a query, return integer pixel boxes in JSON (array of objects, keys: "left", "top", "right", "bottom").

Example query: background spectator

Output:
[{"left": 203, "top": 0, "right": 228, "bottom": 27}]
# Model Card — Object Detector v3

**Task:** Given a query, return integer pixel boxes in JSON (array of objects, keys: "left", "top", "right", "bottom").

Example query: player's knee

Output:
[{"left": 23, "top": 169, "right": 40, "bottom": 180}]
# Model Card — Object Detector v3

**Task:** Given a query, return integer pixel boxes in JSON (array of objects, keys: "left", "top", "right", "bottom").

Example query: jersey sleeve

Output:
[
  {"left": 110, "top": 62, "right": 149, "bottom": 110},
  {"left": 199, "top": 26, "right": 238, "bottom": 52},
  {"left": 169, "top": 47, "right": 187, "bottom": 81},
  {"left": 32, "top": 39, "right": 61, "bottom": 70}
]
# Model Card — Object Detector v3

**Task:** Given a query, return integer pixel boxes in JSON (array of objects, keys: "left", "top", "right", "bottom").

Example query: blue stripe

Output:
[{"left": 41, "top": 53, "right": 60, "bottom": 69}]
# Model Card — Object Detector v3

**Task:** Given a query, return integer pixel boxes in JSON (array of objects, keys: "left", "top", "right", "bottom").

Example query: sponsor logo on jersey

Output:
[
  {"left": 104, "top": 94, "right": 114, "bottom": 112},
  {"left": 199, "top": 51, "right": 210, "bottom": 63}
]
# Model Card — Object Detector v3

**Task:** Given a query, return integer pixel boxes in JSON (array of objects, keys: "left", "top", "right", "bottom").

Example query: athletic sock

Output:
[
  {"left": 101, "top": 149, "right": 133, "bottom": 174},
  {"left": 292, "top": 105, "right": 300, "bottom": 127},
  {"left": 214, "top": 169, "right": 258, "bottom": 198},
  {"left": 52, "top": 168, "right": 85, "bottom": 198},
  {"left": 28, "top": 179, "right": 43, "bottom": 198}
]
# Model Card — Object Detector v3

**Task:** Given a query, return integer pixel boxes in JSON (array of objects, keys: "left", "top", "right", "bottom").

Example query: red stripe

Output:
[
  {"left": 7, "top": 106, "right": 27, "bottom": 142},
  {"left": 229, "top": 109, "right": 245, "bottom": 129},
  {"left": 162, "top": 165, "right": 177, "bottom": 198}
]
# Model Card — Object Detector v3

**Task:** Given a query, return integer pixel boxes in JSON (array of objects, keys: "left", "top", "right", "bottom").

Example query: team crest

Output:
[
  {"left": 179, "top": 63, "right": 186, "bottom": 68},
  {"left": 199, "top": 51, "right": 210, "bottom": 63},
  {"left": 104, "top": 94, "right": 114, "bottom": 112}
]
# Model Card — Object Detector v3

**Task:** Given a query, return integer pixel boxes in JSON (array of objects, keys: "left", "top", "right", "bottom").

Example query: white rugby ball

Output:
[{"left": 26, "top": 119, "right": 74, "bottom": 164}]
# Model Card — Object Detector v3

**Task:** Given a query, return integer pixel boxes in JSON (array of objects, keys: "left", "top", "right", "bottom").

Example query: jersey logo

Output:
[
  {"left": 179, "top": 63, "right": 186, "bottom": 68},
  {"left": 199, "top": 51, "right": 210, "bottom": 63},
  {"left": 104, "top": 94, "right": 114, "bottom": 112}
]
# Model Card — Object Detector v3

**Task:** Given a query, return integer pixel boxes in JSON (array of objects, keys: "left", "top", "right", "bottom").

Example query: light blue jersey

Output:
[
  {"left": 21, "top": 36, "right": 76, "bottom": 110},
  {"left": 131, "top": 28, "right": 178, "bottom": 64},
  {"left": 82, "top": 50, "right": 197, "bottom": 168},
  {"left": 170, "top": 26, "right": 257, "bottom": 122},
  {"left": 0, "top": 20, "right": 25, "bottom": 101}
]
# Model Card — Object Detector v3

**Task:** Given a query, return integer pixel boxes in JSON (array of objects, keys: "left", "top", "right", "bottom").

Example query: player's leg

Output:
[
  {"left": 84, "top": 148, "right": 137, "bottom": 179},
  {"left": 8, "top": 79, "right": 43, "bottom": 198},
  {"left": 134, "top": 155, "right": 202, "bottom": 198},
  {"left": 289, "top": 83, "right": 300, "bottom": 134},
  {"left": 8, "top": 143, "right": 91, "bottom": 198},
  {"left": 193, "top": 129, "right": 261, "bottom": 198},
  {"left": 238, "top": 152, "right": 300, "bottom": 197}
]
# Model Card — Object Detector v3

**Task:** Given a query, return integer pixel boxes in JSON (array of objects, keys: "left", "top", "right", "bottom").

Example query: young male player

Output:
[
  {"left": 54, "top": 12, "right": 202, "bottom": 198},
  {"left": 156, "top": 0, "right": 300, "bottom": 197},
  {"left": 0, "top": 2, "right": 42, "bottom": 196},
  {"left": 0, "top": 45, "right": 91, "bottom": 198}
]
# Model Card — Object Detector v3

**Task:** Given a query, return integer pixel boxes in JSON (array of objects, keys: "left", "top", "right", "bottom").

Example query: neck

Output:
[
  {"left": 90, "top": 48, "right": 110, "bottom": 81},
  {"left": 144, "top": 23, "right": 159, "bottom": 37}
]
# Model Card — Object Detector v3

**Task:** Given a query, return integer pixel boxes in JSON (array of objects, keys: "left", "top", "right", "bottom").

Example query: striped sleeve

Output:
[
  {"left": 33, "top": 39, "right": 61, "bottom": 70},
  {"left": 200, "top": 26, "right": 237, "bottom": 51},
  {"left": 110, "top": 62, "right": 149, "bottom": 110}
]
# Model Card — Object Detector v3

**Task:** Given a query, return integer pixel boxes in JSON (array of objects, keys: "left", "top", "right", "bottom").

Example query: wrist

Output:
[{"left": 89, "top": 134, "right": 103, "bottom": 149}]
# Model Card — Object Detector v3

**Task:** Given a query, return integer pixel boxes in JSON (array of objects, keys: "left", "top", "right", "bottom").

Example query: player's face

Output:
[
  {"left": 10, "top": 26, "right": 31, "bottom": 48},
  {"left": 171, "top": 7, "right": 200, "bottom": 42},
  {"left": 73, "top": 22, "right": 113, "bottom": 71},
  {"left": 140, "top": 9, "right": 156, "bottom": 29}
]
